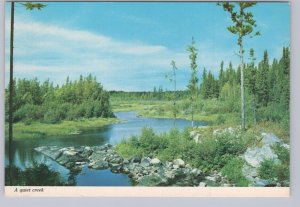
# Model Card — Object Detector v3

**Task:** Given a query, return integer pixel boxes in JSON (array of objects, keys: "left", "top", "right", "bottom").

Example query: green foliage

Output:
[
  {"left": 216, "top": 115, "right": 226, "bottom": 125},
  {"left": 7, "top": 117, "right": 119, "bottom": 140},
  {"left": 192, "top": 129, "right": 254, "bottom": 171},
  {"left": 5, "top": 164, "right": 70, "bottom": 186},
  {"left": 218, "top": 2, "right": 260, "bottom": 130},
  {"left": 218, "top": 2, "right": 260, "bottom": 46},
  {"left": 201, "top": 69, "right": 219, "bottom": 99},
  {"left": 14, "top": 104, "right": 44, "bottom": 123},
  {"left": 221, "top": 157, "right": 249, "bottom": 187},
  {"left": 117, "top": 127, "right": 255, "bottom": 177},
  {"left": 258, "top": 159, "right": 280, "bottom": 181},
  {"left": 187, "top": 37, "right": 199, "bottom": 126},
  {"left": 198, "top": 47, "right": 289, "bottom": 132},
  {"left": 273, "top": 144, "right": 289, "bottom": 163},
  {"left": 258, "top": 144, "right": 289, "bottom": 185},
  {"left": 139, "top": 127, "right": 168, "bottom": 155},
  {"left": 22, "top": 2, "right": 46, "bottom": 10},
  {"left": 166, "top": 60, "right": 178, "bottom": 121},
  {"left": 6, "top": 75, "right": 115, "bottom": 124},
  {"left": 187, "top": 37, "right": 199, "bottom": 98}
]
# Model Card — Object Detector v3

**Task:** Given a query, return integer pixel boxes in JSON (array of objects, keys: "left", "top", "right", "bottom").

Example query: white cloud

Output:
[
  {"left": 10, "top": 20, "right": 168, "bottom": 56},
  {"left": 5, "top": 18, "right": 239, "bottom": 90}
]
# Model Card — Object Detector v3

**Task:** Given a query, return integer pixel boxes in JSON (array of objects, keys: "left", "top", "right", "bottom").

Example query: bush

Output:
[
  {"left": 258, "top": 159, "right": 280, "bottom": 180},
  {"left": 258, "top": 144, "right": 289, "bottom": 185},
  {"left": 116, "top": 127, "right": 255, "bottom": 176},
  {"left": 5, "top": 164, "right": 70, "bottom": 186},
  {"left": 44, "top": 109, "right": 62, "bottom": 124},
  {"left": 14, "top": 104, "right": 43, "bottom": 122},
  {"left": 214, "top": 130, "right": 252, "bottom": 157},
  {"left": 115, "top": 141, "right": 143, "bottom": 159},
  {"left": 216, "top": 114, "right": 226, "bottom": 125},
  {"left": 221, "top": 157, "right": 249, "bottom": 187}
]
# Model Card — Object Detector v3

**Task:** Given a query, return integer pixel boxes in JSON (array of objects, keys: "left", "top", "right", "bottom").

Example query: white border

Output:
[
  {"left": 1, "top": 0, "right": 300, "bottom": 206},
  {"left": 5, "top": 187, "right": 290, "bottom": 197}
]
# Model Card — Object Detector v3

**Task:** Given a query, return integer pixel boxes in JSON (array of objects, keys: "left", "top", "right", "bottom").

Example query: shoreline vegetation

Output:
[
  {"left": 5, "top": 68, "right": 290, "bottom": 187},
  {"left": 7, "top": 98, "right": 289, "bottom": 142},
  {"left": 111, "top": 99, "right": 289, "bottom": 143},
  {"left": 5, "top": 118, "right": 120, "bottom": 140}
]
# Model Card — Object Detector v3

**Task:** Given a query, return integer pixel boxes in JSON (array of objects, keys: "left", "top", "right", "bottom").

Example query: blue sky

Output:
[{"left": 5, "top": 2, "right": 290, "bottom": 91}]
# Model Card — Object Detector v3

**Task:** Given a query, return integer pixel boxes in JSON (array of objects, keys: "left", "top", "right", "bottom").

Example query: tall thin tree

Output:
[
  {"left": 218, "top": 2, "right": 260, "bottom": 131},
  {"left": 8, "top": 1, "right": 46, "bottom": 185},
  {"left": 187, "top": 37, "right": 199, "bottom": 127},
  {"left": 8, "top": 0, "right": 15, "bottom": 186},
  {"left": 166, "top": 60, "right": 178, "bottom": 126}
]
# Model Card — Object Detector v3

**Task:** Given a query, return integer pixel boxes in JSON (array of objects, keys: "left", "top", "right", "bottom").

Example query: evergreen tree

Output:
[
  {"left": 200, "top": 68, "right": 207, "bottom": 98},
  {"left": 219, "top": 61, "right": 225, "bottom": 95},
  {"left": 245, "top": 48, "right": 257, "bottom": 129},
  {"left": 256, "top": 50, "right": 269, "bottom": 107}
]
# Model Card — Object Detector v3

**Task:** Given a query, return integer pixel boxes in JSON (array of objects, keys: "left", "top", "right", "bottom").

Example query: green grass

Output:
[
  {"left": 112, "top": 99, "right": 289, "bottom": 143},
  {"left": 257, "top": 121, "right": 289, "bottom": 143},
  {"left": 111, "top": 99, "right": 162, "bottom": 112},
  {"left": 139, "top": 109, "right": 229, "bottom": 125},
  {"left": 5, "top": 118, "right": 120, "bottom": 139},
  {"left": 112, "top": 99, "right": 223, "bottom": 124}
]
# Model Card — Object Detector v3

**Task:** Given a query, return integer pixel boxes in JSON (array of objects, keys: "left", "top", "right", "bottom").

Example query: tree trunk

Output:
[
  {"left": 9, "top": 1, "right": 15, "bottom": 185},
  {"left": 173, "top": 67, "right": 176, "bottom": 127},
  {"left": 253, "top": 95, "right": 256, "bottom": 131},
  {"left": 191, "top": 103, "right": 194, "bottom": 127},
  {"left": 240, "top": 43, "right": 245, "bottom": 131}
]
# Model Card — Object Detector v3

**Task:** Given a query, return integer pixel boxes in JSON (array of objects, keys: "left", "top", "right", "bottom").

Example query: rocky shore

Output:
[
  {"left": 34, "top": 144, "right": 231, "bottom": 186},
  {"left": 242, "top": 132, "right": 290, "bottom": 187},
  {"left": 190, "top": 128, "right": 290, "bottom": 187}
]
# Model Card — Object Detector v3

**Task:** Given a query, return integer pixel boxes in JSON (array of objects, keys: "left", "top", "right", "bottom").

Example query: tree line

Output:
[
  {"left": 5, "top": 74, "right": 115, "bottom": 124},
  {"left": 199, "top": 47, "right": 289, "bottom": 128}
]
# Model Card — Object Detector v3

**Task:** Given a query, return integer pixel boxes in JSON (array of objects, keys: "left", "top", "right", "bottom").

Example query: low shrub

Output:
[
  {"left": 5, "top": 164, "right": 70, "bottom": 186},
  {"left": 258, "top": 144, "right": 289, "bottom": 185},
  {"left": 221, "top": 157, "right": 249, "bottom": 187},
  {"left": 258, "top": 159, "right": 280, "bottom": 180},
  {"left": 117, "top": 126, "right": 255, "bottom": 175}
]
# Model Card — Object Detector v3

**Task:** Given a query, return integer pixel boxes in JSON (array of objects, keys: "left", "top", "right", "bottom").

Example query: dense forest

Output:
[
  {"left": 5, "top": 74, "right": 115, "bottom": 124},
  {"left": 200, "top": 47, "right": 290, "bottom": 129}
]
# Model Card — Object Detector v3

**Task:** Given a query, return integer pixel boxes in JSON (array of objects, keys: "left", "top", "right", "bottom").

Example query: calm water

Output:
[{"left": 5, "top": 111, "right": 206, "bottom": 186}]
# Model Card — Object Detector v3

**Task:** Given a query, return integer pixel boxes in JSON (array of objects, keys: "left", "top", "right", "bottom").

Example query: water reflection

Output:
[{"left": 5, "top": 111, "right": 206, "bottom": 186}]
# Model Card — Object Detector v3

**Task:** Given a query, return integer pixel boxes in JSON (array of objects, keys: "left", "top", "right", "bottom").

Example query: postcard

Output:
[{"left": 4, "top": 1, "right": 290, "bottom": 197}]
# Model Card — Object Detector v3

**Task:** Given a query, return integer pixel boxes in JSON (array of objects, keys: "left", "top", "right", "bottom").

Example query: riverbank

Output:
[
  {"left": 34, "top": 134, "right": 289, "bottom": 187},
  {"left": 111, "top": 99, "right": 289, "bottom": 142},
  {"left": 34, "top": 144, "right": 232, "bottom": 187},
  {"left": 115, "top": 126, "right": 290, "bottom": 187},
  {"left": 111, "top": 99, "right": 224, "bottom": 124},
  {"left": 5, "top": 118, "right": 120, "bottom": 139}
]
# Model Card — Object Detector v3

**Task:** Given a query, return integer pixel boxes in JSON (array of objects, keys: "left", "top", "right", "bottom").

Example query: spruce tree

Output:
[
  {"left": 219, "top": 61, "right": 225, "bottom": 96},
  {"left": 246, "top": 48, "right": 257, "bottom": 129},
  {"left": 256, "top": 50, "right": 269, "bottom": 107}
]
